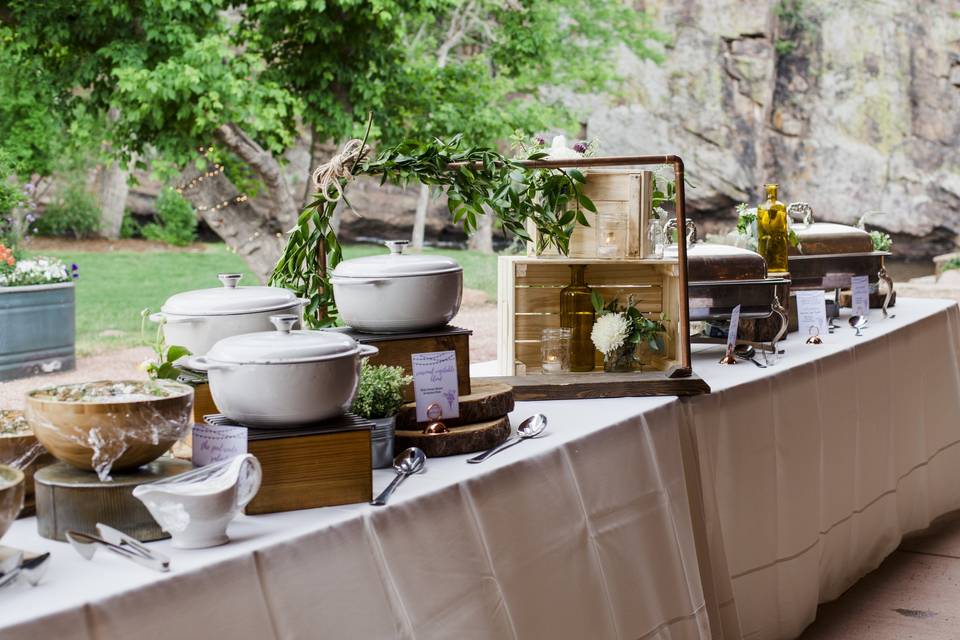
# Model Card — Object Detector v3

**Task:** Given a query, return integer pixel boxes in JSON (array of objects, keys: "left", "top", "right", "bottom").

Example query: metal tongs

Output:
[{"left": 65, "top": 524, "right": 170, "bottom": 573}]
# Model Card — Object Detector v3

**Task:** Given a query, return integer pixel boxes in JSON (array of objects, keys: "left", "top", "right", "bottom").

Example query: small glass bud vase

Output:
[
  {"left": 597, "top": 212, "right": 625, "bottom": 259},
  {"left": 646, "top": 218, "right": 665, "bottom": 259},
  {"left": 540, "top": 328, "right": 571, "bottom": 373},
  {"left": 603, "top": 343, "right": 636, "bottom": 372}
]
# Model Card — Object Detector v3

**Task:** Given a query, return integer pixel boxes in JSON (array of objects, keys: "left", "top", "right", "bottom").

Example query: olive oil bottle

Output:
[
  {"left": 757, "top": 183, "right": 789, "bottom": 273},
  {"left": 560, "top": 265, "right": 596, "bottom": 372}
]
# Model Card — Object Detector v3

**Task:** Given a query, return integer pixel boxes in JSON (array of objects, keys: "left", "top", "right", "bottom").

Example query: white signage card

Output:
[
  {"left": 191, "top": 423, "right": 248, "bottom": 467},
  {"left": 411, "top": 350, "right": 460, "bottom": 423},
  {"left": 795, "top": 290, "right": 829, "bottom": 338},
  {"left": 851, "top": 275, "right": 870, "bottom": 317},
  {"left": 726, "top": 305, "right": 742, "bottom": 349}
]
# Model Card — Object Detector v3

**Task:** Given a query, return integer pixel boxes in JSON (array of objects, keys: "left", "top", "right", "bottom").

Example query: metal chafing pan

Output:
[
  {"left": 665, "top": 220, "right": 789, "bottom": 351},
  {"left": 785, "top": 203, "right": 895, "bottom": 316}
]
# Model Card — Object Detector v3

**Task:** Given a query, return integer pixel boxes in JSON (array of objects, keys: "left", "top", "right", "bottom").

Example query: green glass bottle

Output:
[
  {"left": 560, "top": 265, "right": 596, "bottom": 372},
  {"left": 757, "top": 183, "right": 789, "bottom": 273}
]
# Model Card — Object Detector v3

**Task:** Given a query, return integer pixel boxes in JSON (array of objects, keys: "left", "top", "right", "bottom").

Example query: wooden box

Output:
[
  {"left": 192, "top": 383, "right": 218, "bottom": 424},
  {"left": 526, "top": 169, "right": 654, "bottom": 259},
  {"left": 226, "top": 416, "right": 373, "bottom": 515},
  {"left": 329, "top": 326, "right": 471, "bottom": 402},
  {"left": 494, "top": 256, "right": 708, "bottom": 400}
]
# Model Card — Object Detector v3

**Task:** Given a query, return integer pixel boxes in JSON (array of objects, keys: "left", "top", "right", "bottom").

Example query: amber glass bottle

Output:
[
  {"left": 560, "top": 265, "right": 596, "bottom": 372},
  {"left": 757, "top": 183, "right": 789, "bottom": 273}
]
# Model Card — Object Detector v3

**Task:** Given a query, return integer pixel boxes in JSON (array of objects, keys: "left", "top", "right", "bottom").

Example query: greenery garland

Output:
[{"left": 270, "top": 128, "right": 596, "bottom": 327}]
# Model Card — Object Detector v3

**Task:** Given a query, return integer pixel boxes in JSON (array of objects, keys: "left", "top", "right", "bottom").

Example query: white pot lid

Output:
[
  {"left": 162, "top": 274, "right": 301, "bottom": 316},
  {"left": 207, "top": 316, "right": 360, "bottom": 364},
  {"left": 332, "top": 241, "right": 461, "bottom": 278}
]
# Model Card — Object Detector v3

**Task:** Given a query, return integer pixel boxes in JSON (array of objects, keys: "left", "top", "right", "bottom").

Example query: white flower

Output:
[
  {"left": 0, "top": 256, "right": 70, "bottom": 287},
  {"left": 591, "top": 313, "right": 630, "bottom": 355}
]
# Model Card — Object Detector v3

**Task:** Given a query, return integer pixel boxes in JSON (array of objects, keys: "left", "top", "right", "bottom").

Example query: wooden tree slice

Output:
[
  {"left": 396, "top": 380, "right": 514, "bottom": 429},
  {"left": 395, "top": 416, "right": 511, "bottom": 458}
]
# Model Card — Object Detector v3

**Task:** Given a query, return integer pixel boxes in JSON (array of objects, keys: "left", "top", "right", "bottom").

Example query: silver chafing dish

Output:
[
  {"left": 786, "top": 203, "right": 894, "bottom": 316},
  {"left": 666, "top": 220, "right": 789, "bottom": 352}
]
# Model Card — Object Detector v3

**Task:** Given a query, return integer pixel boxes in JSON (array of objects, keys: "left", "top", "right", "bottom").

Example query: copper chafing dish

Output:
[
  {"left": 666, "top": 221, "right": 789, "bottom": 352},
  {"left": 786, "top": 203, "right": 894, "bottom": 315}
]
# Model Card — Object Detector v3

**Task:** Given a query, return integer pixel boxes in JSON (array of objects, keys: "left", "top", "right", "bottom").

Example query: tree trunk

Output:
[
  {"left": 179, "top": 123, "right": 299, "bottom": 283},
  {"left": 96, "top": 160, "right": 131, "bottom": 239},
  {"left": 411, "top": 183, "right": 429, "bottom": 250},
  {"left": 468, "top": 206, "right": 495, "bottom": 254}
]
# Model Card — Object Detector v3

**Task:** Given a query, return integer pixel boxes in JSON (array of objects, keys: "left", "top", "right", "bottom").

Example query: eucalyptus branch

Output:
[{"left": 270, "top": 130, "right": 593, "bottom": 328}]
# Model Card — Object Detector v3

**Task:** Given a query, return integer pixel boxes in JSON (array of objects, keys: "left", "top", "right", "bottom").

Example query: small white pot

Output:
[
  {"left": 150, "top": 273, "right": 306, "bottom": 356},
  {"left": 133, "top": 454, "right": 262, "bottom": 549},
  {"left": 331, "top": 240, "right": 463, "bottom": 333},
  {"left": 186, "top": 316, "right": 378, "bottom": 427}
]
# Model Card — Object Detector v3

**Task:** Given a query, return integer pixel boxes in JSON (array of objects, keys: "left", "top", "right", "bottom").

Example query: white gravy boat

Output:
[{"left": 133, "top": 454, "right": 262, "bottom": 549}]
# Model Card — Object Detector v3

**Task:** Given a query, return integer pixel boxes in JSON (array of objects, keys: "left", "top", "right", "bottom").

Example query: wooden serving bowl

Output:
[
  {"left": 0, "top": 410, "right": 55, "bottom": 517},
  {"left": 0, "top": 464, "right": 25, "bottom": 540},
  {"left": 26, "top": 381, "right": 194, "bottom": 474}
]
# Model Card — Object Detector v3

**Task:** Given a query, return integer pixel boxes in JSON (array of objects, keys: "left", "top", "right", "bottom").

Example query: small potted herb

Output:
[
  {"left": 351, "top": 363, "right": 412, "bottom": 468},
  {"left": 590, "top": 293, "right": 668, "bottom": 372}
]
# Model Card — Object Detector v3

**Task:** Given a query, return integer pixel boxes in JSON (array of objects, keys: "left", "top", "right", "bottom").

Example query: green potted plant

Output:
[
  {"left": 351, "top": 363, "right": 412, "bottom": 468},
  {"left": 590, "top": 293, "right": 668, "bottom": 372}
]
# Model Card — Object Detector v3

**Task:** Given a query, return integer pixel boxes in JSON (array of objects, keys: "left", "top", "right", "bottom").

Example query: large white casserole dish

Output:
[
  {"left": 330, "top": 240, "right": 463, "bottom": 333},
  {"left": 150, "top": 274, "right": 306, "bottom": 355},
  {"left": 185, "top": 315, "right": 378, "bottom": 427}
]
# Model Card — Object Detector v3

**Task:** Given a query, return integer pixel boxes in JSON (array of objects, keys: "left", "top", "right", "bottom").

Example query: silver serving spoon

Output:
[
  {"left": 849, "top": 315, "right": 869, "bottom": 336},
  {"left": 733, "top": 344, "right": 767, "bottom": 368},
  {"left": 371, "top": 447, "right": 426, "bottom": 506},
  {"left": 0, "top": 552, "right": 51, "bottom": 589},
  {"left": 467, "top": 414, "right": 548, "bottom": 464}
]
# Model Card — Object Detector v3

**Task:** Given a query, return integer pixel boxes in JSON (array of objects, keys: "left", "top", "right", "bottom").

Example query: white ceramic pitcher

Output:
[{"left": 133, "top": 454, "right": 262, "bottom": 549}]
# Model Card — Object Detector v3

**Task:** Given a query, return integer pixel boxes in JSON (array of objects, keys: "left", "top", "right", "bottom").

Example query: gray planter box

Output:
[{"left": 0, "top": 282, "right": 76, "bottom": 381}]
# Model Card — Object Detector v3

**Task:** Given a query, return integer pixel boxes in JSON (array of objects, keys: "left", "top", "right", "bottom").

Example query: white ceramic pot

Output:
[
  {"left": 331, "top": 240, "right": 463, "bottom": 333},
  {"left": 133, "top": 454, "right": 262, "bottom": 549},
  {"left": 185, "top": 316, "right": 378, "bottom": 427},
  {"left": 150, "top": 274, "right": 306, "bottom": 356}
]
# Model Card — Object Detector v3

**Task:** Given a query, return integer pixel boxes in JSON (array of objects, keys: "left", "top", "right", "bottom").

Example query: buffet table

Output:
[
  {"left": 2, "top": 298, "right": 958, "bottom": 640},
  {"left": 0, "top": 395, "right": 710, "bottom": 638},
  {"left": 685, "top": 297, "right": 960, "bottom": 639}
]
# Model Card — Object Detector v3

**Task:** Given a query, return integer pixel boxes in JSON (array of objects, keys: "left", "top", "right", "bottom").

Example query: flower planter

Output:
[{"left": 0, "top": 282, "right": 76, "bottom": 381}]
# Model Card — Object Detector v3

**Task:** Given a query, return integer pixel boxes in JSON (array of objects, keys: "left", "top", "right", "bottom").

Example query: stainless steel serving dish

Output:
[
  {"left": 786, "top": 203, "right": 894, "bottom": 315},
  {"left": 666, "top": 220, "right": 789, "bottom": 351}
]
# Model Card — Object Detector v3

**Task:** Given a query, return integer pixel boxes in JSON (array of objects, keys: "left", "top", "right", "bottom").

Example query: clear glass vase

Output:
[{"left": 603, "top": 343, "right": 636, "bottom": 372}]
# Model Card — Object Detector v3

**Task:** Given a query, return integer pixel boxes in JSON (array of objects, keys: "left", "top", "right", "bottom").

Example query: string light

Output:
[{"left": 196, "top": 193, "right": 248, "bottom": 213}]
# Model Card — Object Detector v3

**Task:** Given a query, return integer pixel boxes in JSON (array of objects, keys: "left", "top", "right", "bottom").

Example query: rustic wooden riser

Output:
[
  {"left": 486, "top": 370, "right": 710, "bottom": 401},
  {"left": 395, "top": 417, "right": 511, "bottom": 457},
  {"left": 395, "top": 380, "right": 514, "bottom": 429}
]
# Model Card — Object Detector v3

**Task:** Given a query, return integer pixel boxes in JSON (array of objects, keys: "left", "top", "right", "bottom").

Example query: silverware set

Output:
[{"left": 66, "top": 523, "right": 169, "bottom": 573}]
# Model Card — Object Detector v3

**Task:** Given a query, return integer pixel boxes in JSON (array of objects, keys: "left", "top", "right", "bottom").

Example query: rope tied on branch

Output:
[{"left": 311, "top": 138, "right": 369, "bottom": 203}]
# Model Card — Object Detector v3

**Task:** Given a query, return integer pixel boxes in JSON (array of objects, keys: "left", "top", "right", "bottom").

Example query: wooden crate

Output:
[
  {"left": 494, "top": 256, "right": 708, "bottom": 399},
  {"left": 526, "top": 169, "right": 654, "bottom": 259},
  {"left": 329, "top": 326, "right": 471, "bottom": 402}
]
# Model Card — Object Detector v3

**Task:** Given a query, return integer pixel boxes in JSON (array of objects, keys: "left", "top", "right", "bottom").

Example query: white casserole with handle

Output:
[
  {"left": 150, "top": 274, "right": 307, "bottom": 356},
  {"left": 330, "top": 240, "right": 463, "bottom": 333},
  {"left": 184, "top": 315, "right": 378, "bottom": 427}
]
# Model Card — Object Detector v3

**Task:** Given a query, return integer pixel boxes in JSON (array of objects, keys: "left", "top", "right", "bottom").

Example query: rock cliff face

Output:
[{"left": 589, "top": 0, "right": 960, "bottom": 257}]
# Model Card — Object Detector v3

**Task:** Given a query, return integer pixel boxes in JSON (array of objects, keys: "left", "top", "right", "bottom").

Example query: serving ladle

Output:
[
  {"left": 467, "top": 413, "right": 548, "bottom": 464},
  {"left": 371, "top": 447, "right": 426, "bottom": 506},
  {"left": 849, "top": 315, "right": 869, "bottom": 336},
  {"left": 733, "top": 344, "right": 767, "bottom": 368}
]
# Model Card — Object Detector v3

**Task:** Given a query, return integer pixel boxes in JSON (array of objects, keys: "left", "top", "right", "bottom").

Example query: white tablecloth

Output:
[
  {"left": 0, "top": 393, "right": 709, "bottom": 638},
  {"left": 2, "top": 297, "right": 958, "bottom": 640},
  {"left": 685, "top": 297, "right": 960, "bottom": 639}
]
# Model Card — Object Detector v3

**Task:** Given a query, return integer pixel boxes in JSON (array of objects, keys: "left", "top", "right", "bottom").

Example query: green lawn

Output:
[{"left": 38, "top": 243, "right": 497, "bottom": 355}]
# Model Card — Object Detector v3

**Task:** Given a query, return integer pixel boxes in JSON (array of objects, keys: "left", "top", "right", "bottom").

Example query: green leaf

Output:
[{"left": 165, "top": 345, "right": 191, "bottom": 363}]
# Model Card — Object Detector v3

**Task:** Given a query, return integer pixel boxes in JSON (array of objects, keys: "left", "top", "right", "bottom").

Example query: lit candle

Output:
[
  {"left": 598, "top": 231, "right": 618, "bottom": 257},
  {"left": 542, "top": 353, "right": 561, "bottom": 373}
]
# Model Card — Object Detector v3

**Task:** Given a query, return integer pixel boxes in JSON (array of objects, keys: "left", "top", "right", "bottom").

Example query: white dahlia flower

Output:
[{"left": 591, "top": 313, "right": 630, "bottom": 355}]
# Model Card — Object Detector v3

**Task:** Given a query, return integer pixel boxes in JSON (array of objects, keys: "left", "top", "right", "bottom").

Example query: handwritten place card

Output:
[
  {"left": 411, "top": 350, "right": 460, "bottom": 423},
  {"left": 726, "top": 304, "right": 742, "bottom": 349},
  {"left": 851, "top": 275, "right": 870, "bottom": 317},
  {"left": 192, "top": 423, "right": 247, "bottom": 467},
  {"left": 795, "top": 290, "right": 828, "bottom": 338}
]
